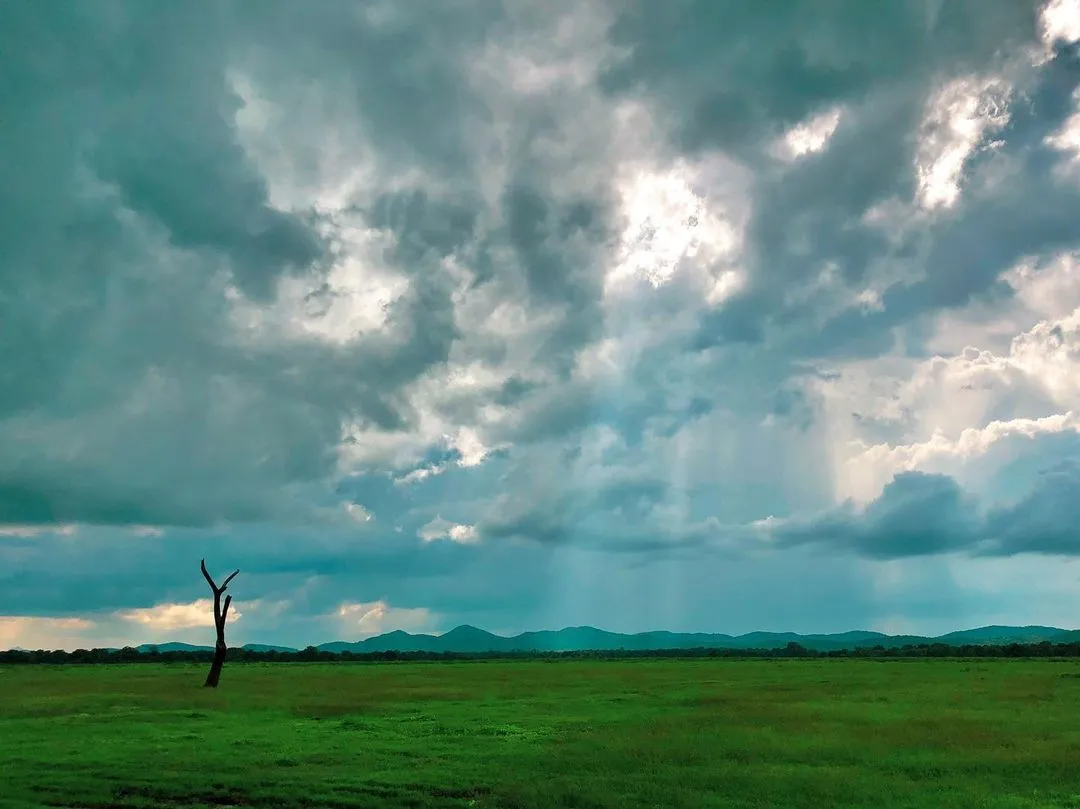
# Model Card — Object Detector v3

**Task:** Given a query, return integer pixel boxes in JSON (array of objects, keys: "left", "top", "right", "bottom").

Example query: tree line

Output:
[{"left": 4, "top": 639, "right": 1080, "bottom": 665}]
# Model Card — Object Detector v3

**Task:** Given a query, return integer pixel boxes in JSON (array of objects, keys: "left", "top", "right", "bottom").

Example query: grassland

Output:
[{"left": 4, "top": 659, "right": 1080, "bottom": 808}]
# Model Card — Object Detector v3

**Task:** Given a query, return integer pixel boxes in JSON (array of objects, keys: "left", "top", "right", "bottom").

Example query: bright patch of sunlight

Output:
[
  {"left": 226, "top": 224, "right": 410, "bottom": 346},
  {"left": 344, "top": 502, "right": 374, "bottom": 522},
  {"left": 841, "top": 412, "right": 1080, "bottom": 505},
  {"left": 0, "top": 617, "right": 95, "bottom": 650},
  {"left": 335, "top": 601, "right": 438, "bottom": 638},
  {"left": 1046, "top": 91, "right": 1080, "bottom": 171},
  {"left": 773, "top": 107, "right": 843, "bottom": 161},
  {"left": 1041, "top": 0, "right": 1080, "bottom": 47},
  {"left": 915, "top": 76, "right": 1012, "bottom": 210},
  {"left": 608, "top": 161, "right": 741, "bottom": 291},
  {"left": 418, "top": 516, "right": 480, "bottom": 544},
  {"left": 117, "top": 600, "right": 224, "bottom": 631}
]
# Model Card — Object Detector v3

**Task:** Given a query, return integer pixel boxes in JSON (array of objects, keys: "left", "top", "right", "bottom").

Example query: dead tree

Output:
[{"left": 200, "top": 559, "right": 239, "bottom": 688}]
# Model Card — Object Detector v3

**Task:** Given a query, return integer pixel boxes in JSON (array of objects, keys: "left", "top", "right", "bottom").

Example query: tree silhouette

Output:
[{"left": 200, "top": 559, "right": 239, "bottom": 688}]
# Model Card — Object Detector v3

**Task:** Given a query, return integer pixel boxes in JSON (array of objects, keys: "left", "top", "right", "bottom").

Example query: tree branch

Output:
[
  {"left": 201, "top": 559, "right": 240, "bottom": 595},
  {"left": 200, "top": 558, "right": 217, "bottom": 591},
  {"left": 220, "top": 594, "right": 232, "bottom": 630},
  {"left": 221, "top": 569, "right": 240, "bottom": 591}
]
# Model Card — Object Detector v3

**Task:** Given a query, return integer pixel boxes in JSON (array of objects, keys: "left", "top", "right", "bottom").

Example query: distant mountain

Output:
[
  {"left": 239, "top": 643, "right": 298, "bottom": 653},
  {"left": 138, "top": 642, "right": 212, "bottom": 653},
  {"left": 935, "top": 626, "right": 1072, "bottom": 645},
  {"left": 319, "top": 630, "right": 445, "bottom": 653},
  {"left": 19, "top": 625, "right": 1075, "bottom": 657},
  {"left": 137, "top": 642, "right": 298, "bottom": 653},
  {"left": 313, "top": 624, "right": 1080, "bottom": 654}
]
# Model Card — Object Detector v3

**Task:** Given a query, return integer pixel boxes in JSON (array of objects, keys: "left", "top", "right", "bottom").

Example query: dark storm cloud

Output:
[
  {"left": 597, "top": 0, "right": 1080, "bottom": 358},
  {"left": 499, "top": 178, "right": 614, "bottom": 378},
  {"left": 984, "top": 460, "right": 1080, "bottom": 556},
  {"left": 0, "top": 0, "right": 492, "bottom": 527},
  {"left": 770, "top": 472, "right": 981, "bottom": 558},
  {"left": 769, "top": 463, "right": 1080, "bottom": 560},
  {"left": 474, "top": 456, "right": 726, "bottom": 554},
  {"left": 1, "top": 0, "right": 626, "bottom": 532},
  {"left": 791, "top": 45, "right": 1080, "bottom": 360},
  {"left": 364, "top": 189, "right": 480, "bottom": 265},
  {"left": 230, "top": 0, "right": 505, "bottom": 180}
]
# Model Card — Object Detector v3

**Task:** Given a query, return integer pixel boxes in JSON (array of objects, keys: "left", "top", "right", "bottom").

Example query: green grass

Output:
[{"left": 4, "top": 659, "right": 1080, "bottom": 808}]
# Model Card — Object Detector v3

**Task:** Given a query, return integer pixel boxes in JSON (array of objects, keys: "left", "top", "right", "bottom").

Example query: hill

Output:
[
  {"left": 136, "top": 642, "right": 298, "bottom": 654},
  {"left": 312, "top": 624, "right": 1076, "bottom": 654},
  {"left": 31, "top": 626, "right": 1076, "bottom": 657}
]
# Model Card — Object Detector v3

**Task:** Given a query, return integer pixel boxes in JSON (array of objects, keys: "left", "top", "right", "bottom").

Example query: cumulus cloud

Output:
[
  {"left": 335, "top": 600, "right": 439, "bottom": 639},
  {"left": 116, "top": 600, "right": 220, "bottom": 632},
  {"left": 764, "top": 472, "right": 982, "bottom": 559},
  {"left": 0, "top": 617, "right": 97, "bottom": 653},
  {"left": 418, "top": 517, "right": 479, "bottom": 544},
  {"left": 762, "top": 458, "right": 1080, "bottom": 560},
  {"left": 4, "top": 0, "right": 1080, "bottom": 645}
]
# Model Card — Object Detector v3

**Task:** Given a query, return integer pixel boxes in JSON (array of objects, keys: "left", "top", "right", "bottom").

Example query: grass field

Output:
[{"left": 4, "top": 659, "right": 1080, "bottom": 808}]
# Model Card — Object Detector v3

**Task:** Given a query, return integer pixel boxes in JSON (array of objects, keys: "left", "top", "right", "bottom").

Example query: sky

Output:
[{"left": 3, "top": 0, "right": 1080, "bottom": 651}]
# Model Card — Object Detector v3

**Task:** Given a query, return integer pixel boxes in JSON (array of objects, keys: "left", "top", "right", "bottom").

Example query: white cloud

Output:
[
  {"left": 607, "top": 156, "right": 746, "bottom": 292},
  {"left": 0, "top": 524, "right": 77, "bottom": 537},
  {"left": 1009, "top": 310, "right": 1080, "bottom": 404},
  {"left": 116, "top": 599, "right": 223, "bottom": 631},
  {"left": 335, "top": 600, "right": 438, "bottom": 638},
  {"left": 821, "top": 261, "right": 1080, "bottom": 504},
  {"left": 1046, "top": 90, "right": 1080, "bottom": 174},
  {"left": 0, "top": 617, "right": 96, "bottom": 651},
  {"left": 418, "top": 517, "right": 479, "bottom": 544},
  {"left": 915, "top": 75, "right": 1012, "bottom": 210},
  {"left": 773, "top": 107, "right": 843, "bottom": 161},
  {"left": 1005, "top": 253, "right": 1080, "bottom": 321},
  {"left": 227, "top": 246, "right": 409, "bottom": 349},
  {"left": 843, "top": 412, "right": 1080, "bottom": 504},
  {"left": 1041, "top": 0, "right": 1080, "bottom": 48},
  {"left": 0, "top": 598, "right": 286, "bottom": 651},
  {"left": 343, "top": 502, "right": 374, "bottom": 522}
]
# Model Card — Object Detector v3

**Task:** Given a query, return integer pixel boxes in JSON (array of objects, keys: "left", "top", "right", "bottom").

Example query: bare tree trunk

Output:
[
  {"left": 200, "top": 559, "right": 239, "bottom": 689},
  {"left": 204, "top": 639, "right": 227, "bottom": 688}
]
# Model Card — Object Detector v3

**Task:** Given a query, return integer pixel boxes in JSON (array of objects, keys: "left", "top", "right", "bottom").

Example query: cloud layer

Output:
[{"left": 4, "top": 0, "right": 1080, "bottom": 648}]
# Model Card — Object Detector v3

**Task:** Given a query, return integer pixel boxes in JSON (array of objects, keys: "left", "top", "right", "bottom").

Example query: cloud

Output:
[
  {"left": 914, "top": 75, "right": 1012, "bottom": 211},
  {"left": 418, "top": 518, "right": 479, "bottom": 545},
  {"left": 5, "top": 0, "right": 1080, "bottom": 642},
  {"left": 1041, "top": 0, "right": 1080, "bottom": 48},
  {"left": 984, "top": 460, "right": 1080, "bottom": 555},
  {"left": 763, "top": 458, "right": 1080, "bottom": 560},
  {"left": 343, "top": 502, "right": 374, "bottom": 523},
  {"left": 115, "top": 599, "right": 224, "bottom": 632},
  {"left": 0, "top": 617, "right": 96, "bottom": 652},
  {"left": 0, "top": 1, "right": 497, "bottom": 528},
  {"left": 772, "top": 107, "right": 844, "bottom": 162},
  {"left": 335, "top": 600, "right": 439, "bottom": 639},
  {"left": 765, "top": 472, "right": 982, "bottom": 558},
  {"left": 844, "top": 412, "right": 1080, "bottom": 505},
  {"left": 600, "top": 0, "right": 1058, "bottom": 347}
]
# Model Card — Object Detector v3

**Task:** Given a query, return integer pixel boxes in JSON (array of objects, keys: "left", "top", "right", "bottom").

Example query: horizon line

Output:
[{"left": 6, "top": 622, "right": 1078, "bottom": 654}]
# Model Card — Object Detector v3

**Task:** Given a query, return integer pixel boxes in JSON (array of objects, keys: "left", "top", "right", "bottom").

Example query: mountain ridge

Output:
[
  {"left": 79, "top": 625, "right": 1080, "bottom": 656},
  {"left": 311, "top": 623, "right": 1080, "bottom": 654}
]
